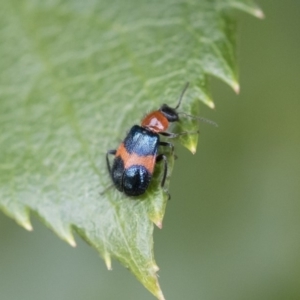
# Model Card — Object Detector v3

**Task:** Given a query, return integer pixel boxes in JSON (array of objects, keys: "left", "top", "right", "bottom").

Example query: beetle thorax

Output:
[{"left": 141, "top": 111, "right": 169, "bottom": 133}]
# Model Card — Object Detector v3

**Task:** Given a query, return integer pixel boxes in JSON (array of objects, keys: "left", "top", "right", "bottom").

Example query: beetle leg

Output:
[
  {"left": 159, "top": 141, "right": 175, "bottom": 154},
  {"left": 159, "top": 130, "right": 199, "bottom": 138},
  {"left": 156, "top": 154, "right": 168, "bottom": 188},
  {"left": 159, "top": 141, "right": 178, "bottom": 160},
  {"left": 106, "top": 149, "right": 116, "bottom": 174},
  {"left": 156, "top": 154, "right": 171, "bottom": 200},
  {"left": 100, "top": 150, "right": 117, "bottom": 196}
]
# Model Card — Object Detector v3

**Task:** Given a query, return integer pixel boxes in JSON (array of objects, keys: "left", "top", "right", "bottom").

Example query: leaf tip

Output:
[
  {"left": 157, "top": 290, "right": 166, "bottom": 300},
  {"left": 190, "top": 144, "right": 197, "bottom": 155},
  {"left": 233, "top": 81, "right": 240, "bottom": 94},
  {"left": 254, "top": 8, "right": 265, "bottom": 19},
  {"left": 208, "top": 101, "right": 215, "bottom": 109},
  {"left": 65, "top": 234, "right": 77, "bottom": 247},
  {"left": 184, "top": 139, "right": 198, "bottom": 154},
  {"left": 13, "top": 209, "right": 33, "bottom": 231},
  {"left": 155, "top": 220, "right": 163, "bottom": 229},
  {"left": 104, "top": 253, "right": 112, "bottom": 270},
  {"left": 22, "top": 220, "right": 33, "bottom": 231}
]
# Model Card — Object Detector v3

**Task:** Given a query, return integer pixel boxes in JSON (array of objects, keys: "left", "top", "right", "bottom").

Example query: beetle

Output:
[{"left": 106, "top": 83, "right": 209, "bottom": 197}]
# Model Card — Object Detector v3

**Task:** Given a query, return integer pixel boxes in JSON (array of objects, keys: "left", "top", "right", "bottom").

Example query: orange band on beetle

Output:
[{"left": 116, "top": 143, "right": 156, "bottom": 173}]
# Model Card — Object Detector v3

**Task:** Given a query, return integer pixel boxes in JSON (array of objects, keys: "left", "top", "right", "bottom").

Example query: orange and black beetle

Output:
[{"left": 106, "top": 83, "right": 211, "bottom": 197}]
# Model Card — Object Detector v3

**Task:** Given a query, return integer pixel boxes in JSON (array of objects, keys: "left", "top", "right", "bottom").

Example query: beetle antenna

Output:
[
  {"left": 174, "top": 82, "right": 190, "bottom": 110},
  {"left": 178, "top": 113, "right": 218, "bottom": 127}
]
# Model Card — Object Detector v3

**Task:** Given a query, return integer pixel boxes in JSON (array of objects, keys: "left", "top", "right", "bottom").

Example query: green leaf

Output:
[{"left": 0, "top": 0, "right": 262, "bottom": 299}]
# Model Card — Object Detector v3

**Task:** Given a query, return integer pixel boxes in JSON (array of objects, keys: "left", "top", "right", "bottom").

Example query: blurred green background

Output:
[{"left": 1, "top": 0, "right": 300, "bottom": 299}]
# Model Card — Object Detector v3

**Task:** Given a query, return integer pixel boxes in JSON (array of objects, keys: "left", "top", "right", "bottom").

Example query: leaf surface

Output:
[{"left": 0, "top": 0, "right": 262, "bottom": 298}]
